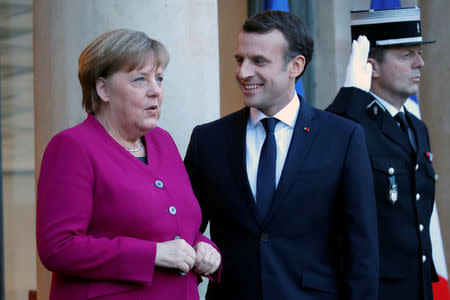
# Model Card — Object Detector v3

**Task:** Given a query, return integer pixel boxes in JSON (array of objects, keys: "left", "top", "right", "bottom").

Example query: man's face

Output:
[
  {"left": 371, "top": 45, "right": 424, "bottom": 104},
  {"left": 234, "top": 30, "right": 296, "bottom": 116}
]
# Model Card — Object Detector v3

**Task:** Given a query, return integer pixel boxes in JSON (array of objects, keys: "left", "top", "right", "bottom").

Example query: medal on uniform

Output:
[
  {"left": 388, "top": 184, "right": 398, "bottom": 204},
  {"left": 387, "top": 169, "right": 398, "bottom": 205},
  {"left": 426, "top": 151, "right": 433, "bottom": 162}
]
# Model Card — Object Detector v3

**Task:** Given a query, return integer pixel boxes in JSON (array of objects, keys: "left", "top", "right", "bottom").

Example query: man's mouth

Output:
[{"left": 243, "top": 84, "right": 263, "bottom": 90}]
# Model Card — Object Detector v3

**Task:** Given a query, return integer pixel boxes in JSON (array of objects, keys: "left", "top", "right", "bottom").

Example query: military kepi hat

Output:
[{"left": 351, "top": 7, "right": 435, "bottom": 47}]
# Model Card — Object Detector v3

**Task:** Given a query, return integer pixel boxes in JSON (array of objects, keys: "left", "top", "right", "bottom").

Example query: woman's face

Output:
[{"left": 100, "top": 53, "right": 164, "bottom": 135}]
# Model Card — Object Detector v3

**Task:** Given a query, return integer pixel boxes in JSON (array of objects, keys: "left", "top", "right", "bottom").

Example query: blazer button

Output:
[
  {"left": 416, "top": 193, "right": 421, "bottom": 201},
  {"left": 155, "top": 180, "right": 164, "bottom": 188},
  {"left": 435, "top": 174, "right": 439, "bottom": 181},
  {"left": 419, "top": 224, "right": 424, "bottom": 232},
  {"left": 422, "top": 255, "right": 427, "bottom": 263},
  {"left": 169, "top": 206, "right": 177, "bottom": 215},
  {"left": 415, "top": 164, "right": 419, "bottom": 171},
  {"left": 261, "top": 233, "right": 270, "bottom": 242},
  {"left": 388, "top": 167, "right": 395, "bottom": 175}
]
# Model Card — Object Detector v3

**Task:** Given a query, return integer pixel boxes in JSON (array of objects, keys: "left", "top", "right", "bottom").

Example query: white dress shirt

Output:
[{"left": 246, "top": 94, "right": 300, "bottom": 201}]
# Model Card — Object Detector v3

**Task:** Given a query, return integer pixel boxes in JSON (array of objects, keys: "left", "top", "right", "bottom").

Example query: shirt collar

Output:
[
  {"left": 249, "top": 94, "right": 300, "bottom": 128},
  {"left": 369, "top": 92, "right": 404, "bottom": 117}
]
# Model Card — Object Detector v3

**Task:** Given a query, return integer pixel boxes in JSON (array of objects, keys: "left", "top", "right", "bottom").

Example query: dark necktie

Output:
[
  {"left": 256, "top": 117, "right": 278, "bottom": 219},
  {"left": 394, "top": 112, "right": 416, "bottom": 151},
  {"left": 394, "top": 112, "right": 409, "bottom": 133}
]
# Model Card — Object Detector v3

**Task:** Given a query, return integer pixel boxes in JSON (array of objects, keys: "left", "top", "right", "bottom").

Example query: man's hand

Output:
[
  {"left": 155, "top": 239, "right": 197, "bottom": 273},
  {"left": 193, "top": 242, "right": 221, "bottom": 276},
  {"left": 344, "top": 35, "right": 372, "bottom": 92}
]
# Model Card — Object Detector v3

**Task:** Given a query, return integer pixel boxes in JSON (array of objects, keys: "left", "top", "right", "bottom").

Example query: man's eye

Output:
[{"left": 156, "top": 76, "right": 164, "bottom": 83}]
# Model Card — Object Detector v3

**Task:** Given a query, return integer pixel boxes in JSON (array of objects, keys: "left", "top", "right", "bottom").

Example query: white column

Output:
[{"left": 34, "top": 1, "right": 220, "bottom": 298}]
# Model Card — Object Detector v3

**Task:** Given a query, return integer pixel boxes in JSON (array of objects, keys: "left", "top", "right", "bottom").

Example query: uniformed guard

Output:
[{"left": 327, "top": 7, "right": 438, "bottom": 300}]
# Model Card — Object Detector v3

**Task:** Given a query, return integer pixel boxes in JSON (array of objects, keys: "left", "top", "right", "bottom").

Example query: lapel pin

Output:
[
  {"left": 426, "top": 151, "right": 433, "bottom": 162},
  {"left": 304, "top": 127, "right": 310, "bottom": 132}
]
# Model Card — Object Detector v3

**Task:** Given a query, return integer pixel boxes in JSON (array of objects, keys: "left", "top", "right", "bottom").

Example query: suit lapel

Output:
[
  {"left": 342, "top": 92, "right": 415, "bottom": 156},
  {"left": 379, "top": 109, "right": 415, "bottom": 156},
  {"left": 226, "top": 108, "right": 263, "bottom": 224},
  {"left": 264, "top": 98, "right": 319, "bottom": 224}
]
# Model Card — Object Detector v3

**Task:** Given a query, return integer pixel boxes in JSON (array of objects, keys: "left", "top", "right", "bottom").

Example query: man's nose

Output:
[
  {"left": 413, "top": 53, "right": 425, "bottom": 68},
  {"left": 237, "top": 60, "right": 254, "bottom": 79}
]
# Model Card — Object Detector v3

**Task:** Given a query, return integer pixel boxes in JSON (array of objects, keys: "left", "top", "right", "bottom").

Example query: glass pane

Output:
[{"left": 0, "top": 0, "right": 36, "bottom": 299}]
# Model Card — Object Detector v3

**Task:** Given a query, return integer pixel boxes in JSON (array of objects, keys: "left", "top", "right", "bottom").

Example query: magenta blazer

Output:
[{"left": 37, "top": 114, "right": 218, "bottom": 300}]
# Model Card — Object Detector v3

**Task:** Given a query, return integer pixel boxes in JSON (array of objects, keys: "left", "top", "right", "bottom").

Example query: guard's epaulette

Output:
[{"left": 366, "top": 99, "right": 385, "bottom": 119}]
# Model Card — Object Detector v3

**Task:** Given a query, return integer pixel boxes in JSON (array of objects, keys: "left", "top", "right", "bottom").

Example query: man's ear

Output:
[
  {"left": 368, "top": 58, "right": 379, "bottom": 79},
  {"left": 289, "top": 55, "right": 306, "bottom": 79},
  {"left": 96, "top": 77, "right": 110, "bottom": 103}
]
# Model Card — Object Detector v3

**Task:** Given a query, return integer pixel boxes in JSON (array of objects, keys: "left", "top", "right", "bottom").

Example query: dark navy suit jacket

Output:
[
  {"left": 185, "top": 98, "right": 379, "bottom": 300},
  {"left": 327, "top": 87, "right": 438, "bottom": 300}
]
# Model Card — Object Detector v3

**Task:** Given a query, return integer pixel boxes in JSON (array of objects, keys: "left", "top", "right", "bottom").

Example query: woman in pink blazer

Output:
[{"left": 36, "top": 29, "right": 220, "bottom": 300}]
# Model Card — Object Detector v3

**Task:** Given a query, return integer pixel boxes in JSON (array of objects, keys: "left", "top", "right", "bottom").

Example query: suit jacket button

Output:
[
  {"left": 415, "top": 164, "right": 419, "bottom": 171},
  {"left": 419, "top": 224, "right": 424, "bottom": 232},
  {"left": 435, "top": 174, "right": 439, "bottom": 181},
  {"left": 169, "top": 206, "right": 177, "bottom": 215},
  {"left": 416, "top": 193, "right": 421, "bottom": 201},
  {"left": 388, "top": 167, "right": 395, "bottom": 175},
  {"left": 422, "top": 255, "right": 427, "bottom": 263},
  {"left": 261, "top": 233, "right": 270, "bottom": 242},
  {"left": 155, "top": 180, "right": 164, "bottom": 188}
]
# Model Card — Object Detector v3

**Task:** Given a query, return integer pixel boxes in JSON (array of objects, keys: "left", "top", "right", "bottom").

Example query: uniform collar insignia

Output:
[{"left": 366, "top": 100, "right": 385, "bottom": 119}]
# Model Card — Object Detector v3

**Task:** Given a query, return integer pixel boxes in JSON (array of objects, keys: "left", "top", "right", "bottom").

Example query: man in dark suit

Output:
[
  {"left": 185, "top": 10, "right": 379, "bottom": 300},
  {"left": 327, "top": 8, "right": 438, "bottom": 300}
]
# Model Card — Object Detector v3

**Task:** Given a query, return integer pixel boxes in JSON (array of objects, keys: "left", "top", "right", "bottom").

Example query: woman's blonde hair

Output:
[{"left": 78, "top": 29, "right": 169, "bottom": 114}]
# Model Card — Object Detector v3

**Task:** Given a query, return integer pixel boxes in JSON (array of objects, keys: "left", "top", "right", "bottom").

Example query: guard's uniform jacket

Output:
[{"left": 327, "top": 87, "right": 438, "bottom": 300}]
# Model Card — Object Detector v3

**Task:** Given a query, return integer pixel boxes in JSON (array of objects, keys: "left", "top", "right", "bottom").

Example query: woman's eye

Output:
[
  {"left": 156, "top": 76, "right": 164, "bottom": 83},
  {"left": 254, "top": 58, "right": 266, "bottom": 65},
  {"left": 134, "top": 77, "right": 146, "bottom": 82}
]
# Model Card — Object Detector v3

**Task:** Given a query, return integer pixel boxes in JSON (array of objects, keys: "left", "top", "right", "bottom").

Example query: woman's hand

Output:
[
  {"left": 193, "top": 242, "right": 221, "bottom": 276},
  {"left": 155, "top": 239, "right": 196, "bottom": 273}
]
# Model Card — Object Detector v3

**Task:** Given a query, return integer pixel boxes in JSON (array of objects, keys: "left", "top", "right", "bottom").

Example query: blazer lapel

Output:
[
  {"left": 264, "top": 98, "right": 319, "bottom": 224},
  {"left": 379, "top": 109, "right": 415, "bottom": 156},
  {"left": 226, "top": 108, "right": 263, "bottom": 224}
]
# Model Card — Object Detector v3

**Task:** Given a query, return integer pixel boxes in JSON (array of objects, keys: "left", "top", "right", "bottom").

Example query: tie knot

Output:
[
  {"left": 394, "top": 112, "right": 408, "bottom": 131},
  {"left": 261, "top": 118, "right": 278, "bottom": 133}
]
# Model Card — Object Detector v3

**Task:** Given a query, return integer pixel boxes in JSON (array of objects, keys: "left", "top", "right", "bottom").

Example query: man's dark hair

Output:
[
  {"left": 242, "top": 10, "right": 314, "bottom": 81},
  {"left": 369, "top": 46, "right": 387, "bottom": 63}
]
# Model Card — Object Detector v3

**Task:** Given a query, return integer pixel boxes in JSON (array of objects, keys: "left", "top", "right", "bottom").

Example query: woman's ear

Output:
[
  {"left": 96, "top": 77, "right": 110, "bottom": 103},
  {"left": 289, "top": 55, "right": 306, "bottom": 79}
]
